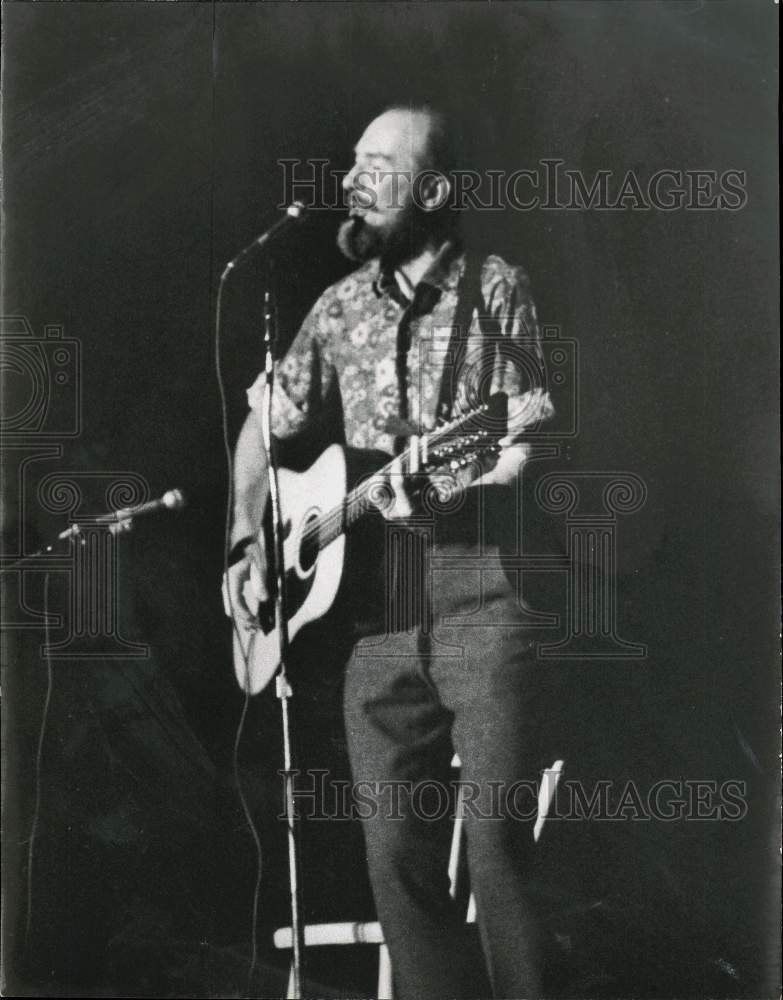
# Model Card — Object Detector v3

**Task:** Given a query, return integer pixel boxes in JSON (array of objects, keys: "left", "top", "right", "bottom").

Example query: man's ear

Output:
[{"left": 415, "top": 169, "right": 451, "bottom": 212}]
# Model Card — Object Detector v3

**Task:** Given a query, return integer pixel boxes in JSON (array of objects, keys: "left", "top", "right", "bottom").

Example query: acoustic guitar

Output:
[{"left": 232, "top": 392, "right": 508, "bottom": 693}]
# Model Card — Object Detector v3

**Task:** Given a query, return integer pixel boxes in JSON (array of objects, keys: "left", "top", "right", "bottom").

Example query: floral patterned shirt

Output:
[{"left": 247, "top": 241, "right": 553, "bottom": 456}]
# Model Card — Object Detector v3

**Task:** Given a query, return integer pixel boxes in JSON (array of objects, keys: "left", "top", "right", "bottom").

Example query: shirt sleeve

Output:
[
  {"left": 246, "top": 298, "right": 337, "bottom": 441},
  {"left": 480, "top": 256, "right": 554, "bottom": 447}
]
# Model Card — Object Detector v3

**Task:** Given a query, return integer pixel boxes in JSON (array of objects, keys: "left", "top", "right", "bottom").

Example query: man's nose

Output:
[{"left": 342, "top": 164, "right": 357, "bottom": 192}]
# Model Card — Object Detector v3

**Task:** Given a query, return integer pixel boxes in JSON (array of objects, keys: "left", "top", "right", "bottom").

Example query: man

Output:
[{"left": 224, "top": 106, "right": 554, "bottom": 998}]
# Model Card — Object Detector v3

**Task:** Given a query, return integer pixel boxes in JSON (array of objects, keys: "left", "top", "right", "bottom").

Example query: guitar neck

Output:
[
  {"left": 308, "top": 443, "right": 414, "bottom": 553},
  {"left": 303, "top": 394, "right": 506, "bottom": 558}
]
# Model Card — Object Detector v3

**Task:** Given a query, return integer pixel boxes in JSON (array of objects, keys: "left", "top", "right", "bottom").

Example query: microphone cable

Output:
[
  {"left": 214, "top": 267, "right": 265, "bottom": 988},
  {"left": 24, "top": 572, "right": 54, "bottom": 946}
]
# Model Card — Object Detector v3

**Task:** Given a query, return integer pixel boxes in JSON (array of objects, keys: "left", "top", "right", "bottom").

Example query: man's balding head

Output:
[
  {"left": 379, "top": 104, "right": 455, "bottom": 176},
  {"left": 338, "top": 105, "right": 457, "bottom": 267}
]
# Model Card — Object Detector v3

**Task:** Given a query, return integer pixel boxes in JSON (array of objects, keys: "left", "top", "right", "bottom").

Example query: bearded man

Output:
[{"left": 224, "top": 105, "right": 554, "bottom": 999}]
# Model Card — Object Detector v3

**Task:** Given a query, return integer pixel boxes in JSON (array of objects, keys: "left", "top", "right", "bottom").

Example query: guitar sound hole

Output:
[{"left": 298, "top": 512, "right": 320, "bottom": 574}]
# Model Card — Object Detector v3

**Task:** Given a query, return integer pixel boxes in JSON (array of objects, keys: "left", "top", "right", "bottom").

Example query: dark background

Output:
[{"left": 1, "top": 2, "right": 779, "bottom": 996}]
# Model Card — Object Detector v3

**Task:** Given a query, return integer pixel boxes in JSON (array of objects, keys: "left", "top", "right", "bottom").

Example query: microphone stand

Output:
[
  {"left": 260, "top": 280, "right": 306, "bottom": 999},
  {"left": 2, "top": 518, "right": 134, "bottom": 572}
]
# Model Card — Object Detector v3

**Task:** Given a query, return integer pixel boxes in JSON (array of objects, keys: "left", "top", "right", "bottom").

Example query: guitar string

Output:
[
  {"left": 300, "top": 441, "right": 487, "bottom": 550},
  {"left": 298, "top": 410, "right": 494, "bottom": 552}
]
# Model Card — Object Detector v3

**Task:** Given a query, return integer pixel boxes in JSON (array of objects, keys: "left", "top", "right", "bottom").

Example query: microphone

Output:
[
  {"left": 221, "top": 202, "right": 308, "bottom": 278},
  {"left": 58, "top": 489, "right": 186, "bottom": 539}
]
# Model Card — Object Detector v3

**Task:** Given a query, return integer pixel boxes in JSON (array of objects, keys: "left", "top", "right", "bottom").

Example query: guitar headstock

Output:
[
  {"left": 424, "top": 433, "right": 502, "bottom": 473},
  {"left": 417, "top": 392, "right": 509, "bottom": 474}
]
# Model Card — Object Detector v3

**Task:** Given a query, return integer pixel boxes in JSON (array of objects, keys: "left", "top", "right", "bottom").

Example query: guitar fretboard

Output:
[{"left": 299, "top": 394, "right": 506, "bottom": 558}]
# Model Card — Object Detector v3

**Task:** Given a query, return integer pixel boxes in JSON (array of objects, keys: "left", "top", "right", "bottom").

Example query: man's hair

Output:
[
  {"left": 379, "top": 103, "right": 461, "bottom": 240},
  {"left": 382, "top": 103, "right": 457, "bottom": 177}
]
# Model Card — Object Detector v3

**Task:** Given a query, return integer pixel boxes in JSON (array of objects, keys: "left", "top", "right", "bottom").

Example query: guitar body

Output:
[
  {"left": 230, "top": 392, "right": 508, "bottom": 695},
  {"left": 232, "top": 444, "right": 347, "bottom": 694}
]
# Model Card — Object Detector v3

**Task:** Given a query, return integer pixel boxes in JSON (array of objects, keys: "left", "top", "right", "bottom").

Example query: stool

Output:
[{"left": 274, "top": 755, "right": 564, "bottom": 998}]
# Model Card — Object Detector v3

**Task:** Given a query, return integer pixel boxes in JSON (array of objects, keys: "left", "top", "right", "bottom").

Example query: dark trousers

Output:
[{"left": 343, "top": 525, "right": 560, "bottom": 999}]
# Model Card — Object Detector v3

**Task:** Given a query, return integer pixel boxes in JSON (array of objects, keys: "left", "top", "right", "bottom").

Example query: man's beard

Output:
[{"left": 337, "top": 204, "right": 436, "bottom": 271}]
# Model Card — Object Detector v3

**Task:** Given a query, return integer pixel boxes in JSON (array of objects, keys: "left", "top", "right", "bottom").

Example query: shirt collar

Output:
[{"left": 372, "top": 238, "right": 464, "bottom": 309}]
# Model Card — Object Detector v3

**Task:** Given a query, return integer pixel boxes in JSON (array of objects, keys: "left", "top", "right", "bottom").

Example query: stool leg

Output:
[
  {"left": 378, "top": 942, "right": 394, "bottom": 999},
  {"left": 286, "top": 961, "right": 296, "bottom": 999},
  {"left": 534, "top": 760, "right": 564, "bottom": 843},
  {"left": 448, "top": 785, "right": 466, "bottom": 898}
]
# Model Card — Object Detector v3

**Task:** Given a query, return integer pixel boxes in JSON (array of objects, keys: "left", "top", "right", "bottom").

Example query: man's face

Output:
[{"left": 338, "top": 109, "right": 433, "bottom": 266}]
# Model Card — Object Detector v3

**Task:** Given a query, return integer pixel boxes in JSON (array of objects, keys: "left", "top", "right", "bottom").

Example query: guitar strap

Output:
[{"left": 435, "top": 250, "right": 487, "bottom": 423}]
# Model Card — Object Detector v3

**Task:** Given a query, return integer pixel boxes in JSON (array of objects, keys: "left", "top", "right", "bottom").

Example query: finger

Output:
[
  {"left": 221, "top": 576, "right": 232, "bottom": 617},
  {"left": 244, "top": 541, "right": 271, "bottom": 602},
  {"left": 249, "top": 558, "right": 269, "bottom": 603},
  {"left": 367, "top": 472, "right": 395, "bottom": 515},
  {"left": 224, "top": 565, "right": 258, "bottom": 628},
  {"left": 388, "top": 455, "right": 413, "bottom": 518},
  {"left": 229, "top": 582, "right": 255, "bottom": 627},
  {"left": 429, "top": 472, "right": 458, "bottom": 502}
]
